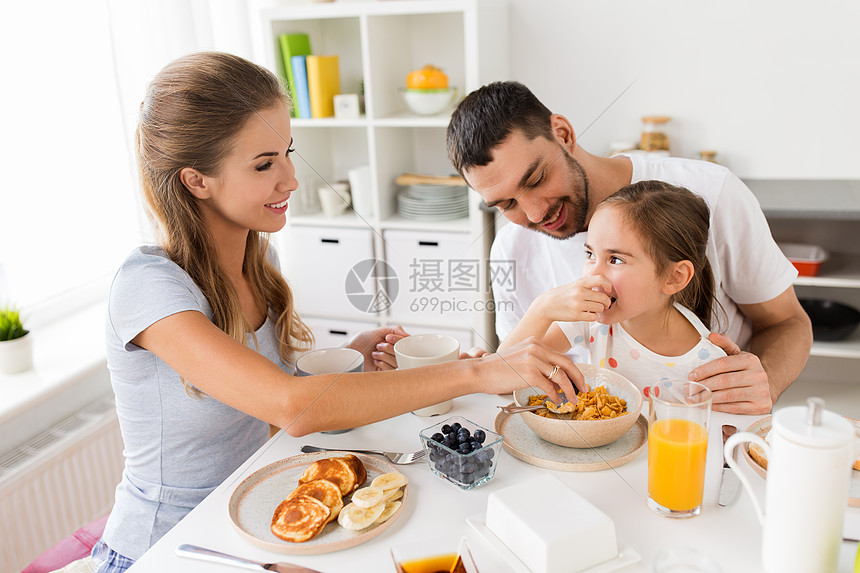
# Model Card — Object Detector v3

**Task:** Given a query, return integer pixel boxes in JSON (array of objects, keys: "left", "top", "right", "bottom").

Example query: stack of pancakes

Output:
[{"left": 271, "top": 455, "right": 366, "bottom": 543}]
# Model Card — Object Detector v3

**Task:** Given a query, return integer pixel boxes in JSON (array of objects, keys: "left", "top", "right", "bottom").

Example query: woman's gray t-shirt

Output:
[{"left": 102, "top": 245, "right": 294, "bottom": 560}]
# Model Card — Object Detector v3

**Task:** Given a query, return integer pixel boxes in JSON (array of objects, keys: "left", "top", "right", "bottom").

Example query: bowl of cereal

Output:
[{"left": 512, "top": 363, "right": 643, "bottom": 448}]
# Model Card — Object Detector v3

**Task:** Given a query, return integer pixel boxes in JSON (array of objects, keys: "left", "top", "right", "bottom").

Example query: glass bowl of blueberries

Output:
[{"left": 419, "top": 416, "right": 503, "bottom": 490}]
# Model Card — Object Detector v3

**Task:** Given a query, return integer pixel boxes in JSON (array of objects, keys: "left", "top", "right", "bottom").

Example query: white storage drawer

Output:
[
  {"left": 302, "top": 317, "right": 379, "bottom": 350},
  {"left": 284, "top": 226, "right": 375, "bottom": 318},
  {"left": 382, "top": 230, "right": 480, "bottom": 322}
]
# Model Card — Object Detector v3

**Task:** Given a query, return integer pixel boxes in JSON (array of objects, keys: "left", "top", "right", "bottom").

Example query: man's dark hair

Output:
[{"left": 447, "top": 81, "right": 554, "bottom": 175}]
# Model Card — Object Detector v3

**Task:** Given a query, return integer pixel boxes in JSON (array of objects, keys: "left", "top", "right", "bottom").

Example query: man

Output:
[{"left": 446, "top": 81, "right": 812, "bottom": 414}]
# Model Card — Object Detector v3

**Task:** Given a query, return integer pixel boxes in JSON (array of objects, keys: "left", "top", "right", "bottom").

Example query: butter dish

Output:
[
  {"left": 484, "top": 475, "right": 629, "bottom": 573},
  {"left": 466, "top": 513, "right": 640, "bottom": 573}
]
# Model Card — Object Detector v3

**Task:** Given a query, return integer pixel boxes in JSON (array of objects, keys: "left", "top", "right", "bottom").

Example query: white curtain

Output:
[
  {"left": 107, "top": 0, "right": 255, "bottom": 242},
  {"left": 0, "top": 0, "right": 255, "bottom": 322}
]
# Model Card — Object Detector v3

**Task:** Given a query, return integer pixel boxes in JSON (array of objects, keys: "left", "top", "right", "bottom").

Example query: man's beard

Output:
[{"left": 527, "top": 152, "right": 590, "bottom": 240}]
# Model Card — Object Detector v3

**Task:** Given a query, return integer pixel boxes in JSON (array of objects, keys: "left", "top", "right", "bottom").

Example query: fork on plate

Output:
[{"left": 300, "top": 445, "right": 426, "bottom": 465}]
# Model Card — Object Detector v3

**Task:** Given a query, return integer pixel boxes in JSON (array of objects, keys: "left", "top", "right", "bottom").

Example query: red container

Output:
[{"left": 779, "top": 243, "right": 828, "bottom": 277}]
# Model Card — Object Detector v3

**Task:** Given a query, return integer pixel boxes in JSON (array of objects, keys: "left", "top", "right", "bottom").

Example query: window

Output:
[{"left": 0, "top": 1, "right": 141, "bottom": 320}]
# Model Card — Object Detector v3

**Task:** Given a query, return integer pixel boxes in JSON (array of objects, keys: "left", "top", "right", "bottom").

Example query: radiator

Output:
[{"left": 0, "top": 396, "right": 123, "bottom": 572}]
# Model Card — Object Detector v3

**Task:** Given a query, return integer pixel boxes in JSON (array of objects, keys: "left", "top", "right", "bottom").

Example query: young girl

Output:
[
  {"left": 91, "top": 52, "right": 577, "bottom": 571},
  {"left": 498, "top": 180, "right": 727, "bottom": 393}
]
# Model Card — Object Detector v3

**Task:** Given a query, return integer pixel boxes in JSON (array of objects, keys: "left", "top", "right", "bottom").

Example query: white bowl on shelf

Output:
[{"left": 402, "top": 88, "right": 456, "bottom": 115}]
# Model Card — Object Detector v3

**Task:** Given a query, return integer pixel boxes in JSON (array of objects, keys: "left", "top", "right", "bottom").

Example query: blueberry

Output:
[
  {"left": 474, "top": 429, "right": 486, "bottom": 443},
  {"left": 458, "top": 442, "right": 472, "bottom": 454},
  {"left": 441, "top": 424, "right": 452, "bottom": 435},
  {"left": 460, "top": 460, "right": 478, "bottom": 474},
  {"left": 431, "top": 432, "right": 444, "bottom": 443},
  {"left": 451, "top": 422, "right": 462, "bottom": 433},
  {"left": 470, "top": 440, "right": 482, "bottom": 451}
]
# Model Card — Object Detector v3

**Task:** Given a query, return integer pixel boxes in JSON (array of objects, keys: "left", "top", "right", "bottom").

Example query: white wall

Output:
[{"left": 504, "top": 0, "right": 859, "bottom": 179}]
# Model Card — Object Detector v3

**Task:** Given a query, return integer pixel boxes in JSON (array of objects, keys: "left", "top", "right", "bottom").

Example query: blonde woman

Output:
[{"left": 90, "top": 52, "right": 578, "bottom": 571}]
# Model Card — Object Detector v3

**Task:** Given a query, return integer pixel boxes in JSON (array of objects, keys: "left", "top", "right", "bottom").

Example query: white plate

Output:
[
  {"left": 398, "top": 201, "right": 469, "bottom": 211},
  {"left": 227, "top": 451, "right": 408, "bottom": 554},
  {"left": 399, "top": 211, "right": 469, "bottom": 221},
  {"left": 466, "top": 513, "right": 641, "bottom": 573}
]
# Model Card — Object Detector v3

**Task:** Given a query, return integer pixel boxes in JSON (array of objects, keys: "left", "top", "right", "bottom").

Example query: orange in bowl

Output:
[{"left": 406, "top": 65, "right": 448, "bottom": 90}]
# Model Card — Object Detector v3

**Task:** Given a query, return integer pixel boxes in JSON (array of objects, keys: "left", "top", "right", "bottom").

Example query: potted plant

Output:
[{"left": 0, "top": 306, "right": 33, "bottom": 374}]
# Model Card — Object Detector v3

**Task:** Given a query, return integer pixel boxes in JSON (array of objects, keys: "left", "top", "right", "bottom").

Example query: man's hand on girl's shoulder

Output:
[{"left": 688, "top": 332, "right": 772, "bottom": 415}]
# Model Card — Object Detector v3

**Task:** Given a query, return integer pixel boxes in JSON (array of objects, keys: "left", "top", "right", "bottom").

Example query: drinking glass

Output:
[{"left": 647, "top": 380, "right": 712, "bottom": 518}]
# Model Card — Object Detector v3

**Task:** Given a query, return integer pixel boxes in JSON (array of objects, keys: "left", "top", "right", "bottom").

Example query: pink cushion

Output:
[{"left": 22, "top": 515, "right": 108, "bottom": 573}]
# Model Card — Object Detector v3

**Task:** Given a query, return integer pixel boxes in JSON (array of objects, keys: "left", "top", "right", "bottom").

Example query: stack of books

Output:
[{"left": 279, "top": 33, "right": 341, "bottom": 119}]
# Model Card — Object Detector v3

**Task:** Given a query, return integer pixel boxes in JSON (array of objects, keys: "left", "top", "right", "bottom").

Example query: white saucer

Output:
[{"left": 466, "top": 513, "right": 641, "bottom": 573}]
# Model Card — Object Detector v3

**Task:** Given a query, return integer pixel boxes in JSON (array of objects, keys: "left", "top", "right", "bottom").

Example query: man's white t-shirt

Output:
[
  {"left": 490, "top": 154, "right": 797, "bottom": 350},
  {"left": 557, "top": 303, "right": 728, "bottom": 393}
]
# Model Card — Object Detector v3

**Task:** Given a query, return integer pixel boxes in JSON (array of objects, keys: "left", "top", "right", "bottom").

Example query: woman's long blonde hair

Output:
[{"left": 135, "top": 52, "right": 313, "bottom": 393}]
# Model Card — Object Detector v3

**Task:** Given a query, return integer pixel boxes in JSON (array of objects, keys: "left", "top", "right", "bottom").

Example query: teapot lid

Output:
[{"left": 772, "top": 397, "right": 854, "bottom": 448}]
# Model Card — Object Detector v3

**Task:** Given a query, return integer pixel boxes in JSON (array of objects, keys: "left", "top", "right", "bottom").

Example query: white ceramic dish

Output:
[
  {"left": 466, "top": 513, "right": 642, "bottom": 573},
  {"left": 227, "top": 451, "right": 407, "bottom": 554},
  {"left": 402, "top": 88, "right": 456, "bottom": 115}
]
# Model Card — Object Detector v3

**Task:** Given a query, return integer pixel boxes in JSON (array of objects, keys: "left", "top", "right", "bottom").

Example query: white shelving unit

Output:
[
  {"left": 748, "top": 180, "right": 860, "bottom": 362},
  {"left": 252, "top": 0, "right": 509, "bottom": 351}
]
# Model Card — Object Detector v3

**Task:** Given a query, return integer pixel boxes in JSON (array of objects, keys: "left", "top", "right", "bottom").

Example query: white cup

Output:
[
  {"left": 296, "top": 347, "right": 364, "bottom": 434},
  {"left": 347, "top": 165, "right": 373, "bottom": 218},
  {"left": 318, "top": 182, "right": 351, "bottom": 217},
  {"left": 394, "top": 334, "right": 459, "bottom": 416}
]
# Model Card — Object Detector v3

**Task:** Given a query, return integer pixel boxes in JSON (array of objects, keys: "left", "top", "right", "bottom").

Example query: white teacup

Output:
[
  {"left": 296, "top": 347, "right": 364, "bottom": 434},
  {"left": 317, "top": 183, "right": 351, "bottom": 217},
  {"left": 394, "top": 334, "right": 459, "bottom": 416}
]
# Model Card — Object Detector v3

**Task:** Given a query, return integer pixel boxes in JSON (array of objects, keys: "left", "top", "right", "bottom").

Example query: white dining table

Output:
[{"left": 128, "top": 392, "right": 860, "bottom": 573}]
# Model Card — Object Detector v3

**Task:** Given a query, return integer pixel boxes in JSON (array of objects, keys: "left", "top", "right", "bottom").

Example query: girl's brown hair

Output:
[
  {"left": 135, "top": 52, "right": 312, "bottom": 394},
  {"left": 600, "top": 180, "right": 721, "bottom": 330}
]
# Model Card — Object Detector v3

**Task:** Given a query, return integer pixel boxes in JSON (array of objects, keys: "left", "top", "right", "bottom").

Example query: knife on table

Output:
[
  {"left": 718, "top": 424, "right": 741, "bottom": 507},
  {"left": 176, "top": 544, "right": 324, "bottom": 573}
]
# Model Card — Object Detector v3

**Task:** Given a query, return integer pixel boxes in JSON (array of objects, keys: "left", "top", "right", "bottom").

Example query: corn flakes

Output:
[{"left": 527, "top": 386, "right": 628, "bottom": 421}]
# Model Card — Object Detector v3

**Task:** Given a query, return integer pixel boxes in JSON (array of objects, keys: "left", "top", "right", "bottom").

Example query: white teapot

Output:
[{"left": 724, "top": 397, "right": 856, "bottom": 573}]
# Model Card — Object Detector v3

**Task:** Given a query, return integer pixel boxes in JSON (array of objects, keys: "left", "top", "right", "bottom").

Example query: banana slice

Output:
[
  {"left": 337, "top": 501, "right": 385, "bottom": 531},
  {"left": 351, "top": 486, "right": 384, "bottom": 509},
  {"left": 375, "top": 500, "right": 402, "bottom": 524},
  {"left": 371, "top": 471, "right": 408, "bottom": 491},
  {"left": 383, "top": 486, "right": 403, "bottom": 502}
]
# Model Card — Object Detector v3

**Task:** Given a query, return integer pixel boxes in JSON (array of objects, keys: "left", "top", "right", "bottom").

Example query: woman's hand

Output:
[
  {"left": 346, "top": 325, "right": 409, "bottom": 372},
  {"left": 477, "top": 337, "right": 587, "bottom": 398},
  {"left": 534, "top": 275, "right": 614, "bottom": 323}
]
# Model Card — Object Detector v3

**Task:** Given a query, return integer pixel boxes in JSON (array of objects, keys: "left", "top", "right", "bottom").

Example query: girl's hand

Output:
[
  {"left": 460, "top": 346, "right": 490, "bottom": 360},
  {"left": 477, "top": 337, "right": 587, "bottom": 397},
  {"left": 347, "top": 325, "right": 409, "bottom": 372},
  {"left": 535, "top": 275, "right": 614, "bottom": 323}
]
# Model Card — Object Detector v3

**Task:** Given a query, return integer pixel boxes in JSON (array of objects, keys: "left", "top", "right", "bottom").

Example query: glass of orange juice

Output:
[{"left": 647, "top": 380, "right": 712, "bottom": 518}]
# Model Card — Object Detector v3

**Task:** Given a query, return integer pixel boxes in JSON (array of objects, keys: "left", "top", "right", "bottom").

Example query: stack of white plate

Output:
[{"left": 397, "top": 184, "right": 469, "bottom": 220}]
